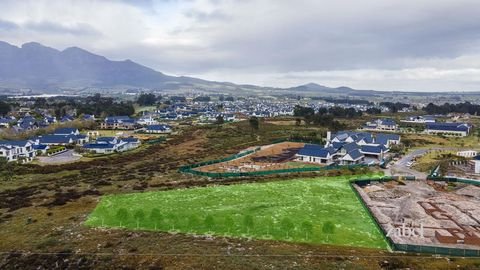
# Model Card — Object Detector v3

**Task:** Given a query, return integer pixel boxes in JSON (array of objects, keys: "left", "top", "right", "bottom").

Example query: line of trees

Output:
[
  {"left": 293, "top": 105, "right": 348, "bottom": 130},
  {"left": 77, "top": 94, "right": 135, "bottom": 117},
  {"left": 104, "top": 208, "right": 336, "bottom": 240},
  {"left": 423, "top": 101, "right": 480, "bottom": 115},
  {"left": 136, "top": 93, "right": 161, "bottom": 106}
]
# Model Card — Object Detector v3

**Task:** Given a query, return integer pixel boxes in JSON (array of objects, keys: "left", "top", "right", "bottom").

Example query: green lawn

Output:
[{"left": 85, "top": 174, "right": 388, "bottom": 249}]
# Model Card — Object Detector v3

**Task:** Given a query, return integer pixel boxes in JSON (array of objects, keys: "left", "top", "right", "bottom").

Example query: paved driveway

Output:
[{"left": 37, "top": 150, "right": 82, "bottom": 164}]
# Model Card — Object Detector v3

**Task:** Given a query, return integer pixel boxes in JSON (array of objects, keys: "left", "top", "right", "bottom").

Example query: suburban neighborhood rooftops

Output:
[{"left": 54, "top": 128, "right": 79, "bottom": 135}]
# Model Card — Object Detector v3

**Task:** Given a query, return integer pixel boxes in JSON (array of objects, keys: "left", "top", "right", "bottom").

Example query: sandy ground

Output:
[
  {"left": 197, "top": 142, "right": 308, "bottom": 173},
  {"left": 356, "top": 180, "right": 480, "bottom": 250}
]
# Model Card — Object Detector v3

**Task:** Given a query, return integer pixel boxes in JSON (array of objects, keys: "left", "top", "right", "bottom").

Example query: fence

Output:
[
  {"left": 179, "top": 142, "right": 370, "bottom": 178},
  {"left": 350, "top": 176, "right": 480, "bottom": 257},
  {"left": 180, "top": 163, "right": 369, "bottom": 178}
]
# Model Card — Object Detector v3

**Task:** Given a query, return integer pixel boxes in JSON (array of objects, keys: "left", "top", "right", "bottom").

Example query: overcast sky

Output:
[{"left": 1, "top": 0, "right": 480, "bottom": 91}]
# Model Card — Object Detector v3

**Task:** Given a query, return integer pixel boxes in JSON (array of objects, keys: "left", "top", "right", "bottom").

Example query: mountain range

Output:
[
  {"left": 0, "top": 41, "right": 373, "bottom": 96},
  {"left": 0, "top": 41, "right": 454, "bottom": 97}
]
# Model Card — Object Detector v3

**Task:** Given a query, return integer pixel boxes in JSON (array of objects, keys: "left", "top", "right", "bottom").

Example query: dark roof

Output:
[
  {"left": 298, "top": 145, "right": 331, "bottom": 158},
  {"left": 426, "top": 122, "right": 470, "bottom": 132},
  {"left": 54, "top": 128, "right": 78, "bottom": 135},
  {"left": 380, "top": 119, "right": 396, "bottom": 125},
  {"left": 375, "top": 133, "right": 400, "bottom": 145},
  {"left": 37, "top": 135, "right": 74, "bottom": 144},
  {"left": 0, "top": 140, "right": 30, "bottom": 147},
  {"left": 347, "top": 149, "right": 364, "bottom": 160},
  {"left": 121, "top": 137, "right": 139, "bottom": 143},
  {"left": 33, "top": 144, "right": 48, "bottom": 150},
  {"left": 361, "top": 145, "right": 383, "bottom": 154},
  {"left": 343, "top": 142, "right": 359, "bottom": 153},
  {"left": 96, "top": 137, "right": 116, "bottom": 142},
  {"left": 83, "top": 143, "right": 116, "bottom": 149}
]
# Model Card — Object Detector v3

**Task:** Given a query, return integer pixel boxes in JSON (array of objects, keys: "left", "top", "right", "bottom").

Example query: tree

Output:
[
  {"left": 264, "top": 217, "right": 275, "bottom": 237},
  {"left": 0, "top": 101, "right": 10, "bottom": 116},
  {"left": 133, "top": 209, "right": 145, "bottom": 229},
  {"left": 116, "top": 208, "right": 129, "bottom": 227},
  {"left": 149, "top": 208, "right": 162, "bottom": 230},
  {"left": 224, "top": 216, "right": 235, "bottom": 234},
  {"left": 322, "top": 221, "right": 335, "bottom": 241},
  {"left": 301, "top": 221, "right": 314, "bottom": 240},
  {"left": 166, "top": 213, "right": 178, "bottom": 230},
  {"left": 137, "top": 93, "right": 157, "bottom": 106},
  {"left": 193, "top": 96, "right": 211, "bottom": 102},
  {"left": 243, "top": 215, "right": 254, "bottom": 234},
  {"left": 215, "top": 115, "right": 225, "bottom": 126},
  {"left": 204, "top": 215, "right": 215, "bottom": 232},
  {"left": 249, "top": 116, "right": 259, "bottom": 132},
  {"left": 280, "top": 217, "right": 295, "bottom": 238}
]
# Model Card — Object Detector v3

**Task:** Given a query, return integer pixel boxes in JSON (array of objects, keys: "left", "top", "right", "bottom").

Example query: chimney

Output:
[{"left": 326, "top": 131, "right": 331, "bottom": 141}]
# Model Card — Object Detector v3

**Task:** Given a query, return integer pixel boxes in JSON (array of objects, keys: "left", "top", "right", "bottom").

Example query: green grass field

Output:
[{"left": 85, "top": 175, "right": 388, "bottom": 249}]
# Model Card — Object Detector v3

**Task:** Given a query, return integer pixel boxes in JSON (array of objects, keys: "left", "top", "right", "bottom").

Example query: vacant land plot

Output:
[
  {"left": 355, "top": 180, "right": 480, "bottom": 250},
  {"left": 86, "top": 175, "right": 388, "bottom": 249},
  {"left": 196, "top": 142, "right": 323, "bottom": 173}
]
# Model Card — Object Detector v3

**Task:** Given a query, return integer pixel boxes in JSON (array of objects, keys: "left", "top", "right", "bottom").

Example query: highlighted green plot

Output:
[{"left": 86, "top": 175, "right": 388, "bottom": 249}]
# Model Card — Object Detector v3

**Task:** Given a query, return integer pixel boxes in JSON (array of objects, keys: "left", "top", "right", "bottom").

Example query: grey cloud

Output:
[
  {"left": 23, "top": 21, "right": 101, "bottom": 36},
  {"left": 0, "top": 19, "right": 19, "bottom": 31}
]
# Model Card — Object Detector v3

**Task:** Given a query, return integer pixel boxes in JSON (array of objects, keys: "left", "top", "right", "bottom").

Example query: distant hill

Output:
[
  {"left": 0, "top": 41, "right": 434, "bottom": 97},
  {"left": 0, "top": 41, "right": 216, "bottom": 90}
]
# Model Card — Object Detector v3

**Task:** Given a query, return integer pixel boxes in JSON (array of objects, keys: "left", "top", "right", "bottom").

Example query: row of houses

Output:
[
  {"left": 100, "top": 115, "right": 173, "bottom": 132},
  {"left": 0, "top": 127, "right": 88, "bottom": 162},
  {"left": 295, "top": 131, "right": 401, "bottom": 165},
  {"left": 0, "top": 114, "right": 95, "bottom": 132},
  {"left": 0, "top": 127, "right": 143, "bottom": 162}
]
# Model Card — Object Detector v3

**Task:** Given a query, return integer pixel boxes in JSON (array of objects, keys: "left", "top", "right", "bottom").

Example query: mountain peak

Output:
[{"left": 21, "top": 42, "right": 59, "bottom": 53}]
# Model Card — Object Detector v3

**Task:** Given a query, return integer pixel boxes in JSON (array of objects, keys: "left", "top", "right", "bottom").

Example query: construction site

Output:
[
  {"left": 196, "top": 142, "right": 317, "bottom": 173},
  {"left": 354, "top": 179, "right": 480, "bottom": 251}
]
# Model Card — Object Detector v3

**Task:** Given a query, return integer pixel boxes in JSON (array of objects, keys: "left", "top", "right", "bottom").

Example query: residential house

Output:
[
  {"left": 401, "top": 115, "right": 436, "bottom": 124},
  {"left": 34, "top": 128, "right": 89, "bottom": 146},
  {"left": 297, "top": 131, "right": 401, "bottom": 166},
  {"left": 295, "top": 144, "right": 334, "bottom": 164},
  {"left": 0, "top": 117, "right": 16, "bottom": 128},
  {"left": 83, "top": 136, "right": 141, "bottom": 154},
  {"left": 0, "top": 140, "right": 36, "bottom": 162},
  {"left": 425, "top": 122, "right": 471, "bottom": 137},
  {"left": 101, "top": 116, "right": 136, "bottom": 129},
  {"left": 137, "top": 115, "right": 159, "bottom": 126},
  {"left": 145, "top": 124, "right": 172, "bottom": 134},
  {"left": 363, "top": 119, "right": 398, "bottom": 131}
]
